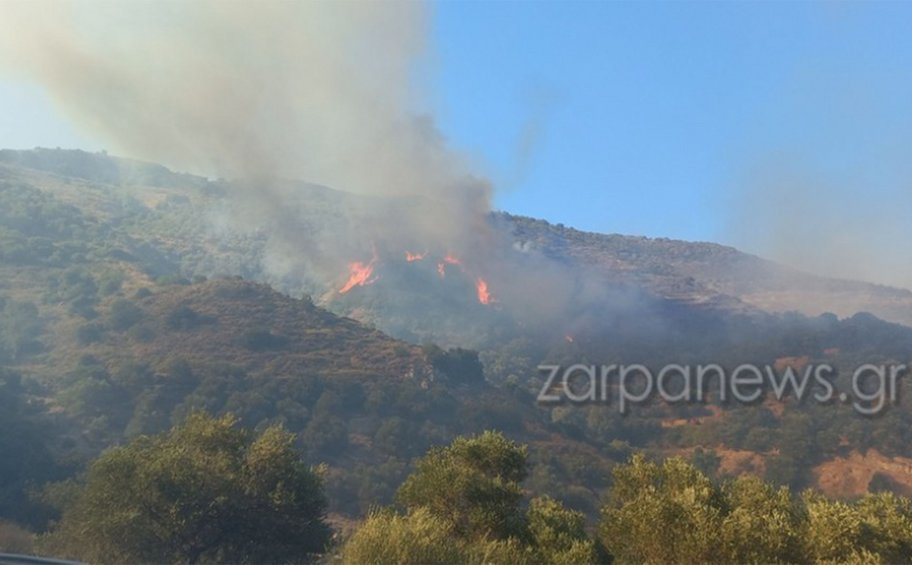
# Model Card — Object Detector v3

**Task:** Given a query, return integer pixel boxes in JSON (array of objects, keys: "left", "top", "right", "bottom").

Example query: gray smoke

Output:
[
  {"left": 723, "top": 63, "right": 912, "bottom": 291},
  {"left": 728, "top": 155, "right": 912, "bottom": 291},
  {"left": 0, "top": 1, "right": 663, "bottom": 348},
  {"left": 0, "top": 0, "right": 493, "bottom": 275}
]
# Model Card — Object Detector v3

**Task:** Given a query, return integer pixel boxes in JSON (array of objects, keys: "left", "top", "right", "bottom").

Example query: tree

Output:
[
  {"left": 423, "top": 345, "right": 485, "bottom": 383},
  {"left": 599, "top": 454, "right": 723, "bottom": 564},
  {"left": 526, "top": 496, "right": 600, "bottom": 565},
  {"left": 42, "top": 412, "right": 331, "bottom": 564},
  {"left": 396, "top": 430, "right": 527, "bottom": 539},
  {"left": 0, "top": 369, "right": 64, "bottom": 528},
  {"left": 690, "top": 446, "right": 721, "bottom": 478},
  {"left": 346, "top": 433, "right": 598, "bottom": 565},
  {"left": 165, "top": 304, "right": 208, "bottom": 330},
  {"left": 600, "top": 454, "right": 912, "bottom": 563},
  {"left": 803, "top": 491, "right": 912, "bottom": 563},
  {"left": 341, "top": 508, "right": 465, "bottom": 565},
  {"left": 717, "top": 475, "right": 804, "bottom": 563}
]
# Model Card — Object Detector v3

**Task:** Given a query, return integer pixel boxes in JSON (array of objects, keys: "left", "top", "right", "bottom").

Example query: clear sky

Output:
[
  {"left": 430, "top": 1, "right": 912, "bottom": 248},
  {"left": 2, "top": 1, "right": 912, "bottom": 255}
]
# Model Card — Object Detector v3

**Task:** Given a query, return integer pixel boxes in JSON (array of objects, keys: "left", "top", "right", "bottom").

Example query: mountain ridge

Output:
[{"left": 4, "top": 147, "right": 910, "bottom": 329}]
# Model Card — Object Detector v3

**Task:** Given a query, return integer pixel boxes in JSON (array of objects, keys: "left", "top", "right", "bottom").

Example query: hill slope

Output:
[
  {"left": 4, "top": 147, "right": 912, "bottom": 332},
  {"left": 2, "top": 148, "right": 912, "bottom": 511}
]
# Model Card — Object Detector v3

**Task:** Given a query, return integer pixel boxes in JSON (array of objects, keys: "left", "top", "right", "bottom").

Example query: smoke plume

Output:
[
  {"left": 0, "top": 0, "right": 492, "bottom": 272},
  {"left": 0, "top": 1, "right": 660, "bottom": 350}
]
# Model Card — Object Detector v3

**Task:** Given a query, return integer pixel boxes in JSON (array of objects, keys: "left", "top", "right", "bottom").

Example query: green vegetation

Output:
[
  {"left": 350, "top": 434, "right": 912, "bottom": 564},
  {"left": 41, "top": 412, "right": 330, "bottom": 564},
  {"left": 344, "top": 431, "right": 598, "bottom": 564},
  {"left": 601, "top": 454, "right": 803, "bottom": 563},
  {"left": 0, "top": 297, "right": 44, "bottom": 361},
  {"left": 0, "top": 369, "right": 67, "bottom": 529},
  {"left": 2, "top": 149, "right": 912, "bottom": 560},
  {"left": 3, "top": 407, "right": 912, "bottom": 562},
  {"left": 341, "top": 508, "right": 467, "bottom": 565},
  {"left": 396, "top": 431, "right": 529, "bottom": 539},
  {"left": 599, "top": 454, "right": 912, "bottom": 564},
  {"left": 107, "top": 297, "right": 145, "bottom": 330}
]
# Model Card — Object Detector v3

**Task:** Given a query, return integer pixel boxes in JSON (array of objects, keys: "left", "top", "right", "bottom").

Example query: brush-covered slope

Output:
[
  {"left": 2, "top": 271, "right": 617, "bottom": 518},
  {"left": 93, "top": 278, "right": 428, "bottom": 379},
  {"left": 3, "top": 147, "right": 912, "bottom": 505},
  {"left": 4, "top": 147, "right": 912, "bottom": 330},
  {"left": 506, "top": 214, "right": 912, "bottom": 325}
]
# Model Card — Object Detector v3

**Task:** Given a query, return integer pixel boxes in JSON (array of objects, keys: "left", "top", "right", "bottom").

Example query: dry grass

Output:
[
  {"left": 0, "top": 521, "right": 34, "bottom": 554},
  {"left": 813, "top": 449, "right": 912, "bottom": 498}
]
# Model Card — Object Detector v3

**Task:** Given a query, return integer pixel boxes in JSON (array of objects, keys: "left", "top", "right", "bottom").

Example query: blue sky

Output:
[
  {"left": 2, "top": 1, "right": 911, "bottom": 256},
  {"left": 430, "top": 1, "right": 912, "bottom": 248}
]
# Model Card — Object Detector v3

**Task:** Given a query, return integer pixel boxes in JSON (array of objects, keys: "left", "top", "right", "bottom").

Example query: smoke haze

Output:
[
  {"left": 0, "top": 0, "right": 493, "bottom": 273},
  {"left": 729, "top": 161, "right": 912, "bottom": 290}
]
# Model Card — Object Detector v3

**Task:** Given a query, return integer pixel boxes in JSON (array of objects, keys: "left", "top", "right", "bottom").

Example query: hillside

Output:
[
  {"left": 81, "top": 279, "right": 428, "bottom": 379},
  {"left": 2, "top": 148, "right": 912, "bottom": 520},
  {"left": 1, "top": 271, "right": 617, "bottom": 519},
  {"left": 5, "top": 148, "right": 912, "bottom": 330},
  {"left": 506, "top": 214, "right": 912, "bottom": 326}
]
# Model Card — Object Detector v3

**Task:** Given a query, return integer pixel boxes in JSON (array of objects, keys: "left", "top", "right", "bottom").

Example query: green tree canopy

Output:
[
  {"left": 600, "top": 454, "right": 912, "bottom": 564},
  {"left": 341, "top": 508, "right": 465, "bottom": 565},
  {"left": 345, "top": 431, "right": 599, "bottom": 564},
  {"left": 42, "top": 411, "right": 331, "bottom": 564},
  {"left": 396, "top": 430, "right": 528, "bottom": 539},
  {"left": 600, "top": 453, "right": 724, "bottom": 564},
  {"left": 803, "top": 490, "right": 912, "bottom": 563}
]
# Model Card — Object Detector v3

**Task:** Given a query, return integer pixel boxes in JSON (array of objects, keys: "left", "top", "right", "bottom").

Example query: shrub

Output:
[{"left": 107, "top": 299, "right": 144, "bottom": 331}]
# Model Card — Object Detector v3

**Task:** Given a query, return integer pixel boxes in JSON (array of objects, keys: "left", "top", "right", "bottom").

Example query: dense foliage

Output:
[
  {"left": 0, "top": 369, "right": 68, "bottom": 529},
  {"left": 344, "top": 435, "right": 912, "bottom": 564},
  {"left": 600, "top": 454, "right": 912, "bottom": 564},
  {"left": 344, "top": 431, "right": 600, "bottom": 565},
  {"left": 41, "top": 412, "right": 331, "bottom": 564}
]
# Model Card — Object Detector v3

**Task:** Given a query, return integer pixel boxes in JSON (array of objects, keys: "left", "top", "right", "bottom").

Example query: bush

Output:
[
  {"left": 0, "top": 299, "right": 44, "bottom": 361},
  {"left": 424, "top": 345, "right": 485, "bottom": 383},
  {"left": 243, "top": 329, "right": 289, "bottom": 351},
  {"left": 97, "top": 272, "right": 124, "bottom": 296},
  {"left": 107, "top": 299, "right": 144, "bottom": 331},
  {"left": 75, "top": 323, "right": 103, "bottom": 345},
  {"left": 133, "top": 287, "right": 153, "bottom": 299},
  {"left": 165, "top": 305, "right": 208, "bottom": 331},
  {"left": 0, "top": 370, "right": 65, "bottom": 528}
]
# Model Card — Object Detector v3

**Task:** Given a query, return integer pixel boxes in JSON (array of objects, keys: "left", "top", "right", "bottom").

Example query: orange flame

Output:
[
  {"left": 476, "top": 277, "right": 494, "bottom": 305},
  {"left": 339, "top": 259, "right": 377, "bottom": 294},
  {"left": 399, "top": 250, "right": 490, "bottom": 304},
  {"left": 405, "top": 251, "right": 427, "bottom": 262},
  {"left": 438, "top": 254, "right": 463, "bottom": 279}
]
